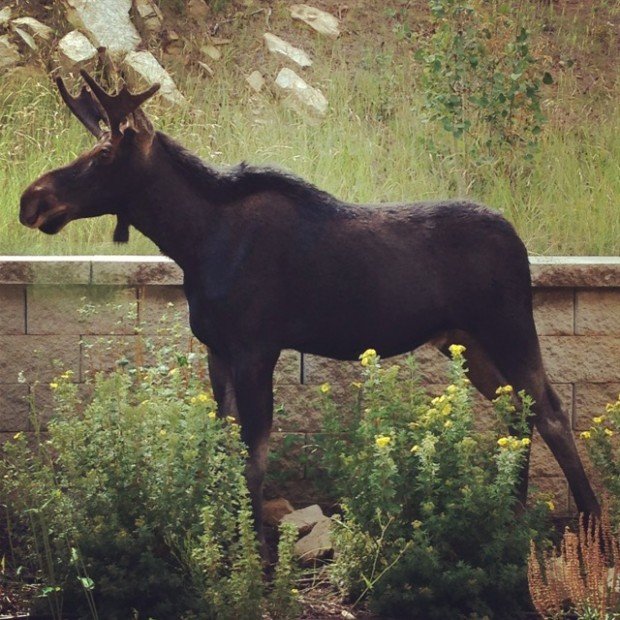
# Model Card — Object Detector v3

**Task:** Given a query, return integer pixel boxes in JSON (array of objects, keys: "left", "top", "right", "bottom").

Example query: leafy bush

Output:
[
  {"left": 417, "top": 0, "right": 551, "bottom": 155},
  {"left": 1, "top": 337, "right": 297, "bottom": 619},
  {"left": 580, "top": 394, "right": 620, "bottom": 524},
  {"left": 321, "top": 347, "right": 551, "bottom": 619}
]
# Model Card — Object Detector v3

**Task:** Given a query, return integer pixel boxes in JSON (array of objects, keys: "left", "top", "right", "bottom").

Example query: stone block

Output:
[
  {"left": 576, "top": 290, "right": 620, "bottom": 335},
  {"left": 530, "top": 258, "right": 620, "bottom": 288},
  {"left": 529, "top": 430, "right": 563, "bottom": 479},
  {"left": 90, "top": 257, "right": 182, "bottom": 286},
  {"left": 533, "top": 288, "right": 574, "bottom": 335},
  {"left": 137, "top": 286, "right": 188, "bottom": 329},
  {"left": 275, "top": 350, "right": 301, "bottom": 385},
  {"left": 573, "top": 383, "right": 620, "bottom": 431},
  {"left": 539, "top": 336, "right": 620, "bottom": 383},
  {"left": 0, "top": 384, "right": 29, "bottom": 432},
  {"left": 274, "top": 384, "right": 330, "bottom": 433},
  {"left": 0, "top": 335, "right": 80, "bottom": 383},
  {"left": 302, "top": 354, "right": 361, "bottom": 387},
  {"left": 0, "top": 285, "right": 25, "bottom": 334},
  {"left": 528, "top": 475, "right": 570, "bottom": 515},
  {"left": 0, "top": 258, "right": 90, "bottom": 284},
  {"left": 27, "top": 286, "right": 137, "bottom": 335}
]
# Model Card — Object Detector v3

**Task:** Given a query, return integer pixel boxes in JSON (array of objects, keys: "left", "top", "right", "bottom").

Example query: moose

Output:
[{"left": 20, "top": 72, "right": 599, "bottom": 553}]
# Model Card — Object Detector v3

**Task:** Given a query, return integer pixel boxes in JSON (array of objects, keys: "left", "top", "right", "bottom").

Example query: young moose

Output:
[{"left": 20, "top": 72, "right": 599, "bottom": 551}]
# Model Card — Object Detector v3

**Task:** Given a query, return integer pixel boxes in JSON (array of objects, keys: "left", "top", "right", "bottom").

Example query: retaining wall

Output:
[{"left": 1, "top": 256, "right": 619, "bottom": 513}]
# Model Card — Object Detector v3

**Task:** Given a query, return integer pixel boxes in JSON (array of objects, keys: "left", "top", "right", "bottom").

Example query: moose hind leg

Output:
[
  {"left": 472, "top": 322, "right": 599, "bottom": 517},
  {"left": 534, "top": 381, "right": 600, "bottom": 516},
  {"left": 208, "top": 348, "right": 238, "bottom": 419}
]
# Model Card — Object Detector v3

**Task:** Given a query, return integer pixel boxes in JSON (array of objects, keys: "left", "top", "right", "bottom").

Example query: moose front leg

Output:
[{"left": 230, "top": 349, "right": 280, "bottom": 560}]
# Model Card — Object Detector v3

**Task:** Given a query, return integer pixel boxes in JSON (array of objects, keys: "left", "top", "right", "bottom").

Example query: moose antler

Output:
[
  {"left": 56, "top": 77, "right": 107, "bottom": 138},
  {"left": 56, "top": 71, "right": 160, "bottom": 137},
  {"left": 80, "top": 70, "right": 160, "bottom": 136}
]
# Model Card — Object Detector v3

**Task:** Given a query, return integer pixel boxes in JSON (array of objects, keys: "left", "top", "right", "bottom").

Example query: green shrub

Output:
[
  {"left": 1, "top": 338, "right": 297, "bottom": 619},
  {"left": 321, "top": 347, "right": 551, "bottom": 619},
  {"left": 581, "top": 394, "right": 620, "bottom": 524},
  {"left": 417, "top": 0, "right": 550, "bottom": 157}
]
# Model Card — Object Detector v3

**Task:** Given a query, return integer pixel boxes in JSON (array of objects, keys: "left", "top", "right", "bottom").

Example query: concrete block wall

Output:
[{"left": 1, "top": 256, "right": 619, "bottom": 513}]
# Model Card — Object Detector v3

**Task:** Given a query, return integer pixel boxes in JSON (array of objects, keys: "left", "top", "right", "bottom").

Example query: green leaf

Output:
[{"left": 542, "top": 72, "right": 553, "bottom": 85}]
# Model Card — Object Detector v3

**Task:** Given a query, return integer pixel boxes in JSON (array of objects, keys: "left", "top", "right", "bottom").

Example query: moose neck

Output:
[{"left": 124, "top": 132, "right": 223, "bottom": 270}]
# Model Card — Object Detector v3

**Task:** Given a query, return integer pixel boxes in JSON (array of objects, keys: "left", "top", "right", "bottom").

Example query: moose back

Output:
[{"left": 20, "top": 72, "right": 599, "bottom": 552}]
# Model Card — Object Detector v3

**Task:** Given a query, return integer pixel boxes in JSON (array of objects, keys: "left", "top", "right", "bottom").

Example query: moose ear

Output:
[{"left": 120, "top": 109, "right": 155, "bottom": 153}]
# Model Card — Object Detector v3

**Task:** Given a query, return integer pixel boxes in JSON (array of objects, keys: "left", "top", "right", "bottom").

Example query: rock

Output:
[
  {"left": 290, "top": 4, "right": 340, "bottom": 38},
  {"left": 210, "top": 36, "right": 231, "bottom": 46},
  {"left": 197, "top": 61, "right": 213, "bottom": 77},
  {"left": 133, "top": 0, "right": 163, "bottom": 33},
  {"left": 11, "top": 17, "right": 54, "bottom": 41},
  {"left": 0, "top": 35, "right": 20, "bottom": 69},
  {"left": 263, "top": 33, "right": 312, "bottom": 68},
  {"left": 188, "top": 0, "right": 210, "bottom": 21},
  {"left": 294, "top": 517, "right": 332, "bottom": 563},
  {"left": 246, "top": 70, "right": 265, "bottom": 93},
  {"left": 122, "top": 50, "right": 185, "bottom": 105},
  {"left": 63, "top": 0, "right": 141, "bottom": 58},
  {"left": 57, "top": 30, "right": 98, "bottom": 71},
  {"left": 13, "top": 27, "right": 37, "bottom": 51},
  {"left": 201, "top": 44, "right": 221, "bottom": 61},
  {"left": 275, "top": 67, "right": 328, "bottom": 117},
  {"left": 0, "top": 7, "right": 11, "bottom": 27},
  {"left": 281, "top": 503, "right": 325, "bottom": 535},
  {"left": 263, "top": 498, "right": 295, "bottom": 526},
  {"left": 163, "top": 28, "right": 183, "bottom": 54}
]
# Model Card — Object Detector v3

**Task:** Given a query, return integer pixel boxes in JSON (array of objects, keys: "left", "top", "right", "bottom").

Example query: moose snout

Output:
[{"left": 20, "top": 184, "right": 59, "bottom": 228}]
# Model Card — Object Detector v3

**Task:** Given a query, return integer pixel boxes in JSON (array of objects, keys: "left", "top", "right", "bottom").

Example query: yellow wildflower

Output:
[
  {"left": 521, "top": 437, "right": 531, "bottom": 447},
  {"left": 375, "top": 435, "right": 391, "bottom": 448},
  {"left": 447, "top": 384, "right": 458, "bottom": 394},
  {"left": 226, "top": 415, "right": 237, "bottom": 424},
  {"left": 497, "top": 437, "right": 510, "bottom": 448},
  {"left": 290, "top": 588, "right": 299, "bottom": 596},
  {"left": 593, "top": 416, "right": 604, "bottom": 425},
  {"left": 441, "top": 404, "right": 452, "bottom": 416},
  {"left": 49, "top": 382, "right": 59, "bottom": 390},
  {"left": 448, "top": 344, "right": 466, "bottom": 358},
  {"left": 60, "top": 370, "right": 74, "bottom": 379},
  {"left": 580, "top": 431, "right": 591, "bottom": 440},
  {"left": 159, "top": 429, "right": 167, "bottom": 437},
  {"left": 197, "top": 393, "right": 211, "bottom": 403},
  {"left": 444, "top": 420, "right": 453, "bottom": 429},
  {"left": 546, "top": 501, "right": 555, "bottom": 512},
  {"left": 351, "top": 381, "right": 363, "bottom": 389},
  {"left": 208, "top": 411, "right": 217, "bottom": 421},
  {"left": 410, "top": 444, "right": 419, "bottom": 453},
  {"left": 412, "top": 520, "right": 423, "bottom": 529},
  {"left": 605, "top": 428, "right": 614, "bottom": 437},
  {"left": 359, "top": 348, "right": 377, "bottom": 366},
  {"left": 13, "top": 431, "right": 23, "bottom": 440},
  {"left": 320, "top": 382, "right": 331, "bottom": 394},
  {"left": 495, "top": 385, "right": 514, "bottom": 396}
]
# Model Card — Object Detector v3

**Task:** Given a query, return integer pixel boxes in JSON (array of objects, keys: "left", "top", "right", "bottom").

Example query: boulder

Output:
[
  {"left": 263, "top": 498, "right": 295, "bottom": 526},
  {"left": 0, "top": 7, "right": 11, "bottom": 27},
  {"left": 0, "top": 34, "right": 20, "bottom": 69},
  {"left": 122, "top": 50, "right": 185, "bottom": 105},
  {"left": 57, "top": 30, "right": 98, "bottom": 71},
  {"left": 275, "top": 67, "right": 328, "bottom": 117},
  {"left": 294, "top": 517, "right": 332, "bottom": 563},
  {"left": 246, "top": 70, "right": 265, "bottom": 93},
  {"left": 188, "top": 0, "right": 210, "bottom": 22},
  {"left": 263, "top": 33, "right": 312, "bottom": 68},
  {"left": 281, "top": 503, "right": 325, "bottom": 535},
  {"left": 133, "top": 0, "right": 163, "bottom": 33},
  {"left": 201, "top": 43, "right": 221, "bottom": 61},
  {"left": 11, "top": 17, "right": 54, "bottom": 41},
  {"left": 290, "top": 4, "right": 340, "bottom": 38},
  {"left": 13, "top": 27, "right": 37, "bottom": 51},
  {"left": 63, "top": 0, "right": 141, "bottom": 58}
]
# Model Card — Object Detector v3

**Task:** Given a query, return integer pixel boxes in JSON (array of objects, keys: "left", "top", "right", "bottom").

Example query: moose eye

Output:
[{"left": 97, "top": 147, "right": 114, "bottom": 162}]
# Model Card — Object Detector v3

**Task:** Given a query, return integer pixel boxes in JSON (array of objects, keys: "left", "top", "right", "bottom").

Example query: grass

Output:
[{"left": 0, "top": 2, "right": 618, "bottom": 256}]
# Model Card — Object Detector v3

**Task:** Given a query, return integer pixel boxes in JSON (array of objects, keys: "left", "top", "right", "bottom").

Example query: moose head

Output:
[{"left": 19, "top": 71, "right": 160, "bottom": 242}]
